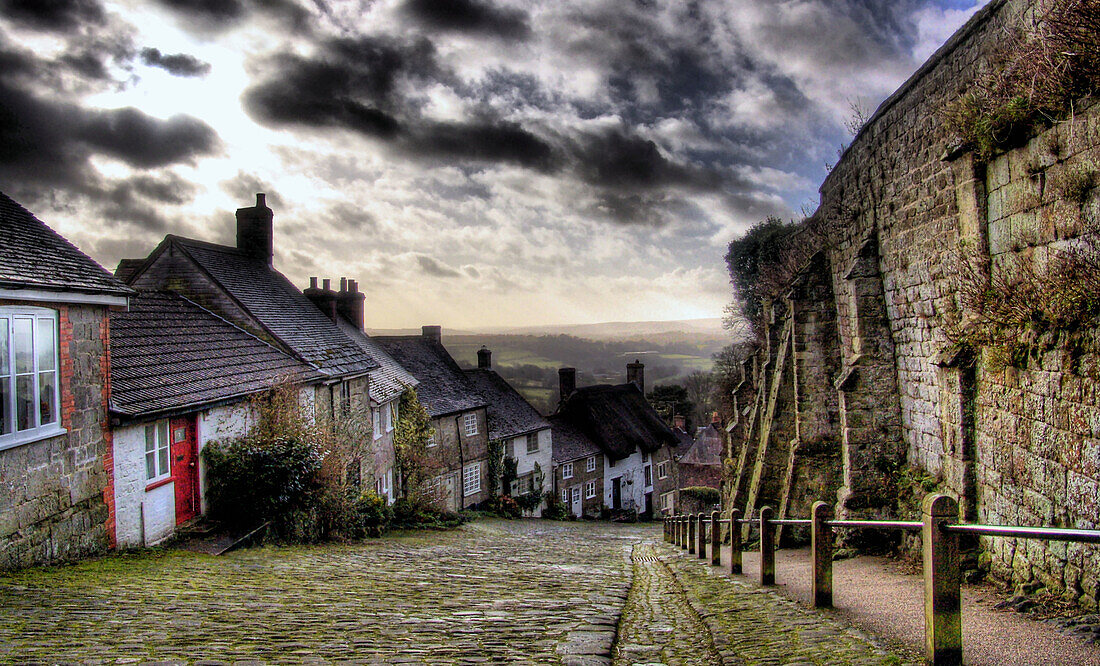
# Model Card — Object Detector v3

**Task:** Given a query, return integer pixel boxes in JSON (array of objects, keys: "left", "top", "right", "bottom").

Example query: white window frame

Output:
[
  {"left": 372, "top": 407, "right": 382, "bottom": 440},
  {"left": 560, "top": 488, "right": 568, "bottom": 503},
  {"left": 463, "top": 462, "right": 481, "bottom": 495},
  {"left": 644, "top": 464, "right": 652, "bottom": 488},
  {"left": 426, "top": 429, "right": 437, "bottom": 447},
  {"left": 463, "top": 412, "right": 478, "bottom": 437},
  {"left": 0, "top": 307, "right": 64, "bottom": 450},
  {"left": 525, "top": 432, "right": 538, "bottom": 453},
  {"left": 585, "top": 456, "right": 596, "bottom": 472},
  {"left": 585, "top": 479, "right": 596, "bottom": 499},
  {"left": 561, "top": 462, "right": 573, "bottom": 479},
  {"left": 657, "top": 461, "right": 668, "bottom": 479},
  {"left": 383, "top": 402, "right": 394, "bottom": 432},
  {"left": 144, "top": 419, "right": 171, "bottom": 483}
]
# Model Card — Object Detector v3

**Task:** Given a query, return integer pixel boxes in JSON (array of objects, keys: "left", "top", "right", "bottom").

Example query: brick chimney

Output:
[
  {"left": 673, "top": 414, "right": 686, "bottom": 431},
  {"left": 236, "top": 193, "right": 274, "bottom": 265},
  {"left": 422, "top": 325, "right": 442, "bottom": 343},
  {"left": 477, "top": 346, "right": 492, "bottom": 369},
  {"left": 627, "top": 359, "right": 645, "bottom": 394},
  {"left": 336, "top": 278, "right": 366, "bottom": 330},
  {"left": 303, "top": 277, "right": 337, "bottom": 321},
  {"left": 559, "top": 367, "right": 576, "bottom": 402}
]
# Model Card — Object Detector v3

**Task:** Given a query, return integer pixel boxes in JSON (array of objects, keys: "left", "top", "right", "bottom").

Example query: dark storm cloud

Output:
[
  {"left": 416, "top": 255, "right": 462, "bottom": 278},
  {"left": 242, "top": 36, "right": 441, "bottom": 139},
  {"left": 154, "top": 0, "right": 313, "bottom": 35},
  {"left": 78, "top": 107, "right": 221, "bottom": 168},
  {"left": 0, "top": 0, "right": 105, "bottom": 31},
  {"left": 570, "top": 128, "right": 722, "bottom": 191},
  {"left": 409, "top": 119, "right": 555, "bottom": 170},
  {"left": 140, "top": 48, "right": 211, "bottom": 77},
  {"left": 400, "top": 0, "right": 530, "bottom": 40}
]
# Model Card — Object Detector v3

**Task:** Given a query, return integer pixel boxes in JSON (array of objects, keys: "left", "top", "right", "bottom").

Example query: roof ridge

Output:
[{"left": 170, "top": 291, "right": 314, "bottom": 366}]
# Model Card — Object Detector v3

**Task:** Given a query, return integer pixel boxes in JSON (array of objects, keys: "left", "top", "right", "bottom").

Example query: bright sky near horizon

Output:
[{"left": 0, "top": 0, "right": 986, "bottom": 328}]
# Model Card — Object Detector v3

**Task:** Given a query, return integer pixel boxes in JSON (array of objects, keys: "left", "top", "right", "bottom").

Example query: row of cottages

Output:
[
  {"left": 548, "top": 364, "right": 681, "bottom": 519},
  {"left": 659, "top": 415, "right": 725, "bottom": 515}
]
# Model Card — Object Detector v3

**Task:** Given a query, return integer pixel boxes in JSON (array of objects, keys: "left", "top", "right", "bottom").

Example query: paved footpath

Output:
[{"left": 0, "top": 520, "right": 907, "bottom": 665}]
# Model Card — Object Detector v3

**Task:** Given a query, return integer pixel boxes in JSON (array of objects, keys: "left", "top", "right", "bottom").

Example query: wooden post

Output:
[
  {"left": 729, "top": 508, "right": 742, "bottom": 574},
  {"left": 675, "top": 515, "right": 681, "bottom": 547},
  {"left": 697, "top": 513, "right": 707, "bottom": 559},
  {"left": 923, "top": 494, "right": 962, "bottom": 666},
  {"left": 811, "top": 501, "right": 834, "bottom": 608},
  {"left": 687, "top": 514, "right": 696, "bottom": 554},
  {"left": 710, "top": 510, "right": 722, "bottom": 566},
  {"left": 759, "top": 506, "right": 775, "bottom": 585},
  {"left": 664, "top": 516, "right": 669, "bottom": 542}
]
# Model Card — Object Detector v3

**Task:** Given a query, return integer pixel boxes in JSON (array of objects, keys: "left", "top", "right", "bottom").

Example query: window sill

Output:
[
  {"left": 145, "top": 477, "right": 174, "bottom": 492},
  {"left": 0, "top": 424, "right": 67, "bottom": 452}
]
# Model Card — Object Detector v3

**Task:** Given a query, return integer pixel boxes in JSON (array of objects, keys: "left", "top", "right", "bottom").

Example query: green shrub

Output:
[
  {"left": 203, "top": 434, "right": 325, "bottom": 534},
  {"left": 514, "top": 491, "right": 543, "bottom": 514},
  {"left": 390, "top": 497, "right": 468, "bottom": 529},
  {"left": 355, "top": 490, "right": 393, "bottom": 537},
  {"left": 541, "top": 494, "right": 572, "bottom": 521},
  {"left": 680, "top": 486, "right": 721, "bottom": 506},
  {"left": 484, "top": 494, "right": 522, "bottom": 519}
]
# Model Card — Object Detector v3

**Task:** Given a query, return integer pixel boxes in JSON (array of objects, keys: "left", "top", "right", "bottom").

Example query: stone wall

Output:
[
  {"left": 0, "top": 302, "right": 112, "bottom": 569},
  {"left": 724, "top": 0, "right": 1100, "bottom": 606}
]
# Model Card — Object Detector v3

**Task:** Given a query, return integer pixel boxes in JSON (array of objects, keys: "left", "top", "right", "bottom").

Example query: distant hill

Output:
[{"left": 366, "top": 317, "right": 725, "bottom": 341}]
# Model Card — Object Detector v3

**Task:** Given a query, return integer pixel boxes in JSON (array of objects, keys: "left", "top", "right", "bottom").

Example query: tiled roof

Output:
[
  {"left": 336, "top": 317, "right": 419, "bottom": 405},
  {"left": 464, "top": 368, "right": 550, "bottom": 441},
  {"left": 372, "top": 336, "right": 488, "bottom": 418},
  {"left": 110, "top": 291, "right": 323, "bottom": 418},
  {"left": 0, "top": 191, "right": 132, "bottom": 296},
  {"left": 548, "top": 414, "right": 601, "bottom": 463},
  {"left": 171, "top": 237, "right": 378, "bottom": 378},
  {"left": 554, "top": 383, "right": 678, "bottom": 461},
  {"left": 114, "top": 259, "right": 146, "bottom": 283},
  {"left": 679, "top": 424, "right": 723, "bottom": 465}
]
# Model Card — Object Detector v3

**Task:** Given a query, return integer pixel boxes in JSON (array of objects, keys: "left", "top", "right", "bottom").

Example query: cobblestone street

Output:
[{"left": 0, "top": 520, "right": 908, "bottom": 665}]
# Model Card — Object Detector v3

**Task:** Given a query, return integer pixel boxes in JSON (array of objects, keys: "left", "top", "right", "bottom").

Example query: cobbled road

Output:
[{"left": 0, "top": 520, "right": 909, "bottom": 665}]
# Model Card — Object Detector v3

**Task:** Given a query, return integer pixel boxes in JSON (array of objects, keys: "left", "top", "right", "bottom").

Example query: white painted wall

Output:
[
  {"left": 113, "top": 400, "right": 259, "bottom": 548},
  {"left": 511, "top": 428, "right": 553, "bottom": 494},
  {"left": 604, "top": 450, "right": 647, "bottom": 514},
  {"left": 112, "top": 423, "right": 175, "bottom": 548}
]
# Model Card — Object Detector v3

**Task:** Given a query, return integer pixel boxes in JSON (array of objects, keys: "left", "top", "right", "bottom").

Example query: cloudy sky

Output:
[{"left": 0, "top": 0, "right": 986, "bottom": 329}]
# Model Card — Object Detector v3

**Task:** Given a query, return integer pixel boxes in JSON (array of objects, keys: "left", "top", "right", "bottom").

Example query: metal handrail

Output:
[{"left": 827, "top": 519, "right": 922, "bottom": 532}]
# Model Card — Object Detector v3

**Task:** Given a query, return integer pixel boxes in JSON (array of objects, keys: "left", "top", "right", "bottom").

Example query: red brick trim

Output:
[{"left": 100, "top": 314, "right": 116, "bottom": 550}]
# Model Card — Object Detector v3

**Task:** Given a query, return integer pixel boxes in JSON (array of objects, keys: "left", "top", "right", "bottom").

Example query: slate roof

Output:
[
  {"left": 110, "top": 291, "right": 323, "bottom": 419},
  {"left": 679, "top": 424, "right": 723, "bottom": 465},
  {"left": 114, "top": 259, "right": 145, "bottom": 283},
  {"left": 336, "top": 317, "right": 418, "bottom": 405},
  {"left": 0, "top": 191, "right": 133, "bottom": 297},
  {"left": 464, "top": 368, "right": 550, "bottom": 441},
  {"left": 554, "top": 383, "right": 678, "bottom": 462},
  {"left": 372, "top": 336, "right": 488, "bottom": 418},
  {"left": 165, "top": 236, "right": 378, "bottom": 378},
  {"left": 548, "top": 414, "right": 602, "bottom": 463}
]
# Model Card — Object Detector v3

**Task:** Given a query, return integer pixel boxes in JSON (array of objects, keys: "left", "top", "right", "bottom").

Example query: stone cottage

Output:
[
  {"left": 464, "top": 347, "right": 552, "bottom": 513},
  {"left": 116, "top": 195, "right": 382, "bottom": 491},
  {"left": 374, "top": 327, "right": 491, "bottom": 510},
  {"left": 107, "top": 291, "right": 324, "bottom": 547},
  {"left": 551, "top": 363, "right": 678, "bottom": 519},
  {"left": 0, "top": 191, "right": 132, "bottom": 568}
]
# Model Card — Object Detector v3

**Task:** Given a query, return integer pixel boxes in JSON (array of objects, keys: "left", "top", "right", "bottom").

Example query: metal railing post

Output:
[
  {"left": 811, "top": 501, "right": 834, "bottom": 608},
  {"left": 923, "top": 494, "right": 962, "bottom": 666},
  {"left": 760, "top": 506, "right": 775, "bottom": 585},
  {"left": 687, "top": 514, "right": 696, "bottom": 554},
  {"left": 697, "top": 513, "right": 707, "bottom": 559},
  {"left": 710, "top": 510, "right": 722, "bottom": 566},
  {"left": 729, "top": 508, "right": 742, "bottom": 574}
]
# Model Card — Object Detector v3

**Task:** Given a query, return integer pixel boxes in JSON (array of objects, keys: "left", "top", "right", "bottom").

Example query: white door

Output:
[{"left": 570, "top": 485, "right": 582, "bottom": 517}]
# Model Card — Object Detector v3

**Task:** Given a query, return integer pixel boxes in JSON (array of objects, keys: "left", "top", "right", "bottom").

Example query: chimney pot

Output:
[
  {"left": 235, "top": 193, "right": 274, "bottom": 265},
  {"left": 322, "top": 278, "right": 331, "bottom": 291},
  {"left": 673, "top": 414, "right": 685, "bottom": 431},
  {"left": 334, "top": 277, "right": 366, "bottom": 331},
  {"left": 559, "top": 367, "right": 576, "bottom": 403},
  {"left": 309, "top": 276, "right": 318, "bottom": 289},
  {"left": 477, "top": 346, "right": 492, "bottom": 370},
  {"left": 340, "top": 277, "right": 348, "bottom": 293},
  {"left": 422, "top": 325, "right": 442, "bottom": 343}
]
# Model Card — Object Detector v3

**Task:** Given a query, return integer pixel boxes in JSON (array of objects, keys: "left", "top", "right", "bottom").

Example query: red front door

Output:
[{"left": 170, "top": 415, "right": 199, "bottom": 524}]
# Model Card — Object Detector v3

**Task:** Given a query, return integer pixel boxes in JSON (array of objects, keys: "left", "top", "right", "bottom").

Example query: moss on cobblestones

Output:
[{"left": 0, "top": 520, "right": 642, "bottom": 664}]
